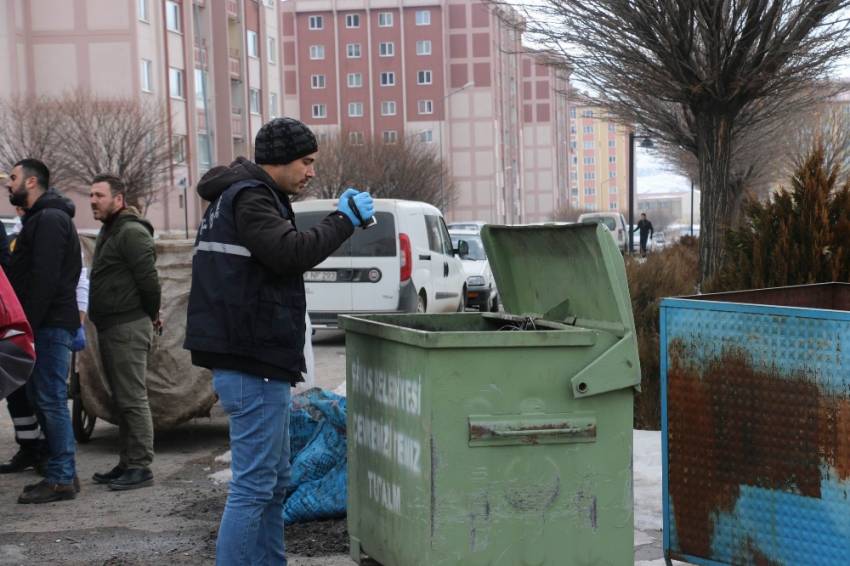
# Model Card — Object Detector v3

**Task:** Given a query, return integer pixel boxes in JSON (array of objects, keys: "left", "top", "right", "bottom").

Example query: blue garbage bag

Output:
[{"left": 284, "top": 388, "right": 348, "bottom": 523}]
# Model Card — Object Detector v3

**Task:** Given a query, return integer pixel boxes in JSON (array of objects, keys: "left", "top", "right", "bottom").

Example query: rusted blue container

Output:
[{"left": 661, "top": 283, "right": 850, "bottom": 566}]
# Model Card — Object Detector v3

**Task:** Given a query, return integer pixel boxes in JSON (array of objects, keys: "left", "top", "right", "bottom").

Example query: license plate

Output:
[{"left": 304, "top": 270, "right": 337, "bottom": 282}]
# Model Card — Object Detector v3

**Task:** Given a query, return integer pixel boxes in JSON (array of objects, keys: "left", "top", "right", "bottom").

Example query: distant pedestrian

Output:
[
  {"left": 88, "top": 174, "right": 161, "bottom": 491},
  {"left": 5, "top": 159, "right": 82, "bottom": 504},
  {"left": 634, "top": 213, "right": 654, "bottom": 258},
  {"left": 185, "top": 117, "right": 373, "bottom": 565}
]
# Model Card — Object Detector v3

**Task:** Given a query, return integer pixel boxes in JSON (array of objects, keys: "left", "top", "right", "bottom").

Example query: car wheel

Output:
[
  {"left": 417, "top": 292, "right": 427, "bottom": 313},
  {"left": 456, "top": 286, "right": 466, "bottom": 312}
]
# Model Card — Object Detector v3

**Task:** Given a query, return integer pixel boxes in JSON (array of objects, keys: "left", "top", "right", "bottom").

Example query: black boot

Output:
[
  {"left": 108, "top": 467, "right": 153, "bottom": 491},
  {"left": 92, "top": 464, "right": 126, "bottom": 485},
  {"left": 0, "top": 448, "right": 39, "bottom": 473}
]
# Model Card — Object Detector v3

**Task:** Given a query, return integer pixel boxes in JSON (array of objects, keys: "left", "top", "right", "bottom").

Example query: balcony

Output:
[
  {"left": 231, "top": 108, "right": 244, "bottom": 138},
  {"left": 194, "top": 46, "right": 208, "bottom": 68},
  {"left": 229, "top": 48, "right": 241, "bottom": 80},
  {"left": 226, "top": 0, "right": 239, "bottom": 20}
]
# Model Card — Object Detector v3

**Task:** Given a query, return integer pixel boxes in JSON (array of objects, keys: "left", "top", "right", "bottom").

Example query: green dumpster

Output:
[{"left": 340, "top": 223, "right": 641, "bottom": 566}]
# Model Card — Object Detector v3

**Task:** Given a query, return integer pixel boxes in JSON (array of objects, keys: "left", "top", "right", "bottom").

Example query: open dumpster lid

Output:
[{"left": 481, "top": 223, "right": 636, "bottom": 335}]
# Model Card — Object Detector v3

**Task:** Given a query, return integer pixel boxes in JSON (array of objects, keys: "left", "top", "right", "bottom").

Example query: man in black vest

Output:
[{"left": 185, "top": 117, "right": 373, "bottom": 565}]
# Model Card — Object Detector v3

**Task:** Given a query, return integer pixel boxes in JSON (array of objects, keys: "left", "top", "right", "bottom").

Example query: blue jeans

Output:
[
  {"left": 26, "top": 327, "right": 75, "bottom": 484},
  {"left": 213, "top": 370, "right": 291, "bottom": 566}
]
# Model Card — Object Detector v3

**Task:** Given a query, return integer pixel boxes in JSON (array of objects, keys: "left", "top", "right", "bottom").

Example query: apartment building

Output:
[
  {"left": 0, "top": 0, "right": 569, "bottom": 229},
  {"left": 279, "top": 0, "right": 570, "bottom": 223},
  {"left": 567, "top": 104, "right": 631, "bottom": 214}
]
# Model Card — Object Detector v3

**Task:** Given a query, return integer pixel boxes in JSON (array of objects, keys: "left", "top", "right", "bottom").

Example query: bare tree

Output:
[
  {"left": 516, "top": 0, "right": 850, "bottom": 282},
  {"left": 551, "top": 203, "right": 583, "bottom": 222},
  {"left": 0, "top": 96, "right": 74, "bottom": 188},
  {"left": 57, "top": 91, "right": 172, "bottom": 211},
  {"left": 306, "top": 134, "right": 456, "bottom": 209}
]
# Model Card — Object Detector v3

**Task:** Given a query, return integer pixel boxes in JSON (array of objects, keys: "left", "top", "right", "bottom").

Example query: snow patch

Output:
[{"left": 633, "top": 429, "right": 664, "bottom": 532}]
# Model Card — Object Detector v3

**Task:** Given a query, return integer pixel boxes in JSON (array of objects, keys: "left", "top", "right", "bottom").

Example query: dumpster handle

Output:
[{"left": 468, "top": 414, "right": 597, "bottom": 447}]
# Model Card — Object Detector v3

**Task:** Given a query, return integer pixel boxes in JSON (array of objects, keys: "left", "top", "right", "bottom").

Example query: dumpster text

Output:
[
  {"left": 351, "top": 359, "right": 421, "bottom": 416},
  {"left": 367, "top": 470, "right": 402, "bottom": 514}
]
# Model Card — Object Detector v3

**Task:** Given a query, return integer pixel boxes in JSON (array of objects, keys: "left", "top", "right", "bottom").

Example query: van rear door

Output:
[{"left": 349, "top": 210, "right": 400, "bottom": 313}]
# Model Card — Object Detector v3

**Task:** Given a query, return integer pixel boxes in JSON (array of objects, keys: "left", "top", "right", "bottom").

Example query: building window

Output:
[
  {"left": 583, "top": 125, "right": 593, "bottom": 134},
  {"left": 378, "top": 12, "right": 393, "bottom": 27},
  {"left": 311, "top": 74, "right": 326, "bottom": 89},
  {"left": 380, "top": 72, "right": 395, "bottom": 86},
  {"left": 584, "top": 156, "right": 594, "bottom": 165},
  {"left": 571, "top": 156, "right": 578, "bottom": 165},
  {"left": 420, "top": 130, "right": 433, "bottom": 143},
  {"left": 310, "top": 45, "right": 325, "bottom": 60},
  {"left": 609, "top": 202, "right": 618, "bottom": 210},
  {"left": 583, "top": 141, "right": 594, "bottom": 149},
  {"left": 608, "top": 156, "right": 616, "bottom": 163},
  {"left": 247, "top": 31, "right": 259, "bottom": 58},
  {"left": 571, "top": 187, "right": 579, "bottom": 195},
  {"left": 249, "top": 88, "right": 261, "bottom": 114},
  {"left": 168, "top": 67, "right": 184, "bottom": 98},
  {"left": 583, "top": 171, "right": 595, "bottom": 180},
  {"left": 347, "top": 43, "right": 361, "bottom": 58},
  {"left": 198, "top": 133, "right": 212, "bottom": 169},
  {"left": 383, "top": 130, "right": 398, "bottom": 144},
  {"left": 195, "top": 68, "right": 207, "bottom": 108},
  {"left": 348, "top": 102, "right": 364, "bottom": 117},
  {"left": 346, "top": 14, "right": 360, "bottom": 28},
  {"left": 381, "top": 101, "right": 396, "bottom": 116},
  {"left": 379, "top": 42, "right": 394, "bottom": 57},
  {"left": 416, "top": 40, "right": 432, "bottom": 56},
  {"left": 138, "top": 0, "right": 149, "bottom": 22},
  {"left": 417, "top": 99, "right": 433, "bottom": 114},
  {"left": 570, "top": 125, "right": 577, "bottom": 134},
  {"left": 141, "top": 59, "right": 153, "bottom": 92},
  {"left": 267, "top": 37, "right": 276, "bottom": 64},
  {"left": 608, "top": 140, "right": 616, "bottom": 148},
  {"left": 608, "top": 123, "right": 616, "bottom": 131},
  {"left": 347, "top": 73, "right": 363, "bottom": 88},
  {"left": 312, "top": 104, "right": 326, "bottom": 119},
  {"left": 570, "top": 171, "right": 578, "bottom": 180},
  {"left": 569, "top": 107, "right": 576, "bottom": 118},
  {"left": 349, "top": 131, "right": 364, "bottom": 145},
  {"left": 417, "top": 70, "right": 432, "bottom": 85},
  {"left": 582, "top": 109, "right": 593, "bottom": 117},
  {"left": 270, "top": 92, "right": 279, "bottom": 118},
  {"left": 584, "top": 186, "right": 596, "bottom": 195},
  {"left": 415, "top": 10, "right": 431, "bottom": 25},
  {"left": 309, "top": 15, "right": 323, "bottom": 30},
  {"left": 609, "top": 185, "right": 617, "bottom": 194},
  {"left": 172, "top": 135, "right": 186, "bottom": 163},
  {"left": 262, "top": 0, "right": 274, "bottom": 6},
  {"left": 165, "top": 0, "right": 180, "bottom": 32},
  {"left": 609, "top": 170, "right": 616, "bottom": 178}
]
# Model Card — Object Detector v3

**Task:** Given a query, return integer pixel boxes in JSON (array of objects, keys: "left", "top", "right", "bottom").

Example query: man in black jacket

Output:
[
  {"left": 5, "top": 159, "right": 81, "bottom": 503},
  {"left": 185, "top": 117, "right": 373, "bottom": 565}
]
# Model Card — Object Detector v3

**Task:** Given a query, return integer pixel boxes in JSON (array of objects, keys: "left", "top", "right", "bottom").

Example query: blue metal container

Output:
[{"left": 661, "top": 283, "right": 850, "bottom": 566}]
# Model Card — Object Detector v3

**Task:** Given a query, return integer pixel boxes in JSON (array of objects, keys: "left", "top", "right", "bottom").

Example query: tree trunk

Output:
[{"left": 696, "top": 113, "right": 737, "bottom": 286}]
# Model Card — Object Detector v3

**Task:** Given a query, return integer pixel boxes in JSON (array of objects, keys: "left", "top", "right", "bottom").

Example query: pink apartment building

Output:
[{"left": 0, "top": 0, "right": 569, "bottom": 230}]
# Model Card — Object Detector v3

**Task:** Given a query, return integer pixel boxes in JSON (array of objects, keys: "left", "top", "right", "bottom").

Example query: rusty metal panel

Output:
[{"left": 661, "top": 294, "right": 850, "bottom": 565}]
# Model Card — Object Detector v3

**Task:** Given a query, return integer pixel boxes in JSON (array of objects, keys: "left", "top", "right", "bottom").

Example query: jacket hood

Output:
[
  {"left": 109, "top": 206, "right": 154, "bottom": 236},
  {"left": 197, "top": 157, "right": 283, "bottom": 202},
  {"left": 27, "top": 188, "right": 76, "bottom": 219}
]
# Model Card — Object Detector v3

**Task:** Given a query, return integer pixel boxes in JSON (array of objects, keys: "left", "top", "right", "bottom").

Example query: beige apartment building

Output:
[
  {"left": 567, "top": 104, "right": 631, "bottom": 214},
  {"left": 0, "top": 0, "right": 570, "bottom": 230}
]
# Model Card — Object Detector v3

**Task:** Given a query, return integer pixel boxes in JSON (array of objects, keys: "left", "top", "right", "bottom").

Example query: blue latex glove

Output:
[
  {"left": 337, "top": 188, "right": 375, "bottom": 226},
  {"left": 71, "top": 326, "right": 86, "bottom": 352},
  {"left": 351, "top": 191, "right": 374, "bottom": 224}
]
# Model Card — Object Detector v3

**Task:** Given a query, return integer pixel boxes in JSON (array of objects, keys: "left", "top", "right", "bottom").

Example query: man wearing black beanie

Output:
[{"left": 184, "top": 117, "right": 374, "bottom": 565}]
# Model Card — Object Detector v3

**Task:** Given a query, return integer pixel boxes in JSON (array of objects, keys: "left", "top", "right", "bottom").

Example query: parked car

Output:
[
  {"left": 577, "top": 212, "right": 628, "bottom": 250},
  {"left": 446, "top": 220, "right": 488, "bottom": 233},
  {"left": 449, "top": 229, "right": 499, "bottom": 312},
  {"left": 293, "top": 199, "right": 468, "bottom": 327}
]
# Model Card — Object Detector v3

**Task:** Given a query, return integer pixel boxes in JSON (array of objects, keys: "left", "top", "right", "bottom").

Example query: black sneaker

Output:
[
  {"left": 0, "top": 448, "right": 39, "bottom": 474},
  {"left": 92, "top": 464, "right": 126, "bottom": 485},
  {"left": 108, "top": 468, "right": 153, "bottom": 491}
]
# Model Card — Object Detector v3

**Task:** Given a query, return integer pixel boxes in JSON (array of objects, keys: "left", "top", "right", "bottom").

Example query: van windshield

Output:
[
  {"left": 296, "top": 211, "right": 397, "bottom": 257},
  {"left": 581, "top": 217, "right": 617, "bottom": 231}
]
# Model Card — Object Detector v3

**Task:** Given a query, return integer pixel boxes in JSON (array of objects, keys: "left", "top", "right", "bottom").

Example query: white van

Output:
[
  {"left": 293, "top": 199, "right": 468, "bottom": 327},
  {"left": 577, "top": 212, "right": 628, "bottom": 250}
]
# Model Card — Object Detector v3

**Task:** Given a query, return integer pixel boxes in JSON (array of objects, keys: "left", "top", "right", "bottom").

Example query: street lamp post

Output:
[
  {"left": 439, "top": 81, "right": 474, "bottom": 212},
  {"left": 628, "top": 132, "right": 654, "bottom": 255},
  {"left": 690, "top": 179, "right": 694, "bottom": 237}
]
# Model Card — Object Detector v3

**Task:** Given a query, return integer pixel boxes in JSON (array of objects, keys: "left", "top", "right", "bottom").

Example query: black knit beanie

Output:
[{"left": 254, "top": 117, "right": 318, "bottom": 165}]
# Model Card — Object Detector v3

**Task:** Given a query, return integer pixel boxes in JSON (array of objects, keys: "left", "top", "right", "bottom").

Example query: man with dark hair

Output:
[
  {"left": 634, "top": 212, "right": 654, "bottom": 258},
  {"left": 5, "top": 158, "right": 82, "bottom": 503},
  {"left": 185, "top": 117, "right": 373, "bottom": 564},
  {"left": 88, "top": 173, "right": 161, "bottom": 491}
]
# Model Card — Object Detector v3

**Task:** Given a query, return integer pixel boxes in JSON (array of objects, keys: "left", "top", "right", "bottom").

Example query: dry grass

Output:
[{"left": 626, "top": 237, "right": 700, "bottom": 429}]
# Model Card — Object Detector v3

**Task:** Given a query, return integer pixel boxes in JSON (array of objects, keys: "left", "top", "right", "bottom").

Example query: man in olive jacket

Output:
[{"left": 88, "top": 174, "right": 161, "bottom": 491}]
